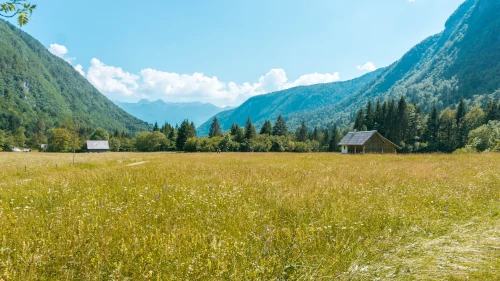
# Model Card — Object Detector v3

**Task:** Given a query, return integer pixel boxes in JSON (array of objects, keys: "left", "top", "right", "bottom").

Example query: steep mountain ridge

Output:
[
  {"left": 200, "top": 0, "right": 499, "bottom": 132},
  {"left": 0, "top": 20, "right": 150, "bottom": 134}
]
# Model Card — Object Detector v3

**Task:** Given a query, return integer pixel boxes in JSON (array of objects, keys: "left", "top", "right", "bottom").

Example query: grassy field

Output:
[{"left": 0, "top": 152, "right": 499, "bottom": 280}]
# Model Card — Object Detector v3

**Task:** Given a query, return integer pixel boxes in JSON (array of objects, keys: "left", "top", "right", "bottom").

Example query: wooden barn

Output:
[
  {"left": 86, "top": 140, "right": 109, "bottom": 153},
  {"left": 339, "top": 130, "right": 400, "bottom": 154}
]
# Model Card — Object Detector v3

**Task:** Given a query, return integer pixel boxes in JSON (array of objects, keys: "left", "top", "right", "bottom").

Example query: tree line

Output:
[
  {"left": 352, "top": 97, "right": 500, "bottom": 152},
  {"left": 1, "top": 97, "right": 498, "bottom": 153}
]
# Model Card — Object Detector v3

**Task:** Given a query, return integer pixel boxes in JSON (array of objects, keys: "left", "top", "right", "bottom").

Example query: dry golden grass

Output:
[{"left": 0, "top": 152, "right": 499, "bottom": 280}]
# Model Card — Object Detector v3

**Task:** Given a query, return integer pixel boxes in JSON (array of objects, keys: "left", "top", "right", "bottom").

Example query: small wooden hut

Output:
[
  {"left": 339, "top": 130, "right": 400, "bottom": 154},
  {"left": 86, "top": 140, "right": 109, "bottom": 153}
]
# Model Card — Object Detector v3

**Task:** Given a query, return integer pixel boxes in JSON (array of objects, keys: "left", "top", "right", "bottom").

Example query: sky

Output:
[{"left": 12, "top": 0, "right": 464, "bottom": 106}]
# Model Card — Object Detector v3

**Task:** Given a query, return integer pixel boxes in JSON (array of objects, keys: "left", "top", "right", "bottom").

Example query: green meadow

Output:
[{"left": 0, "top": 152, "right": 499, "bottom": 280}]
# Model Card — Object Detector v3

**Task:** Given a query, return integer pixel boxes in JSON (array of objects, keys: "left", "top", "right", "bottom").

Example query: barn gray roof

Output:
[
  {"left": 338, "top": 130, "right": 401, "bottom": 149},
  {"left": 86, "top": 140, "right": 110, "bottom": 150}
]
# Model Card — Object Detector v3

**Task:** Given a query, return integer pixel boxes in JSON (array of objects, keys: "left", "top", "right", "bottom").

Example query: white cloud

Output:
[
  {"left": 74, "top": 64, "right": 85, "bottom": 76},
  {"left": 356, "top": 62, "right": 377, "bottom": 72},
  {"left": 86, "top": 58, "right": 140, "bottom": 96},
  {"left": 78, "top": 60, "right": 341, "bottom": 106},
  {"left": 48, "top": 43, "right": 75, "bottom": 63},
  {"left": 408, "top": 0, "right": 416, "bottom": 2}
]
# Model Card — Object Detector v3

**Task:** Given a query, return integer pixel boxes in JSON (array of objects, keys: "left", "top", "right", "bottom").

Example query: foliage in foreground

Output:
[{"left": 0, "top": 152, "right": 499, "bottom": 280}]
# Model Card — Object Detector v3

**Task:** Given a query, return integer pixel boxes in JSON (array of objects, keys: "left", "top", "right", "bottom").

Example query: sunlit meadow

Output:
[{"left": 0, "top": 152, "right": 499, "bottom": 280}]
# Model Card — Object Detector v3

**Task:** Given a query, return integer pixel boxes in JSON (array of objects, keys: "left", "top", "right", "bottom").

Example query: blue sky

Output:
[{"left": 14, "top": 0, "right": 464, "bottom": 106}]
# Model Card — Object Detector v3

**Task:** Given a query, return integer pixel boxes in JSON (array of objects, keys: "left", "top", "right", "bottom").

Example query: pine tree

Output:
[
  {"left": 230, "top": 123, "right": 245, "bottom": 143},
  {"left": 455, "top": 97, "right": 467, "bottom": 148},
  {"left": 374, "top": 99, "right": 383, "bottom": 131},
  {"left": 244, "top": 117, "right": 256, "bottom": 140},
  {"left": 176, "top": 120, "right": 196, "bottom": 150},
  {"left": 296, "top": 120, "right": 308, "bottom": 142},
  {"left": 153, "top": 122, "right": 160, "bottom": 132},
  {"left": 311, "top": 127, "right": 320, "bottom": 141},
  {"left": 396, "top": 96, "right": 408, "bottom": 144},
  {"left": 423, "top": 105, "right": 439, "bottom": 150},
  {"left": 272, "top": 115, "right": 288, "bottom": 136},
  {"left": 365, "top": 100, "right": 375, "bottom": 130},
  {"left": 208, "top": 116, "right": 222, "bottom": 138},
  {"left": 353, "top": 108, "right": 365, "bottom": 131},
  {"left": 329, "top": 124, "right": 341, "bottom": 152},
  {"left": 321, "top": 127, "right": 330, "bottom": 150},
  {"left": 260, "top": 120, "right": 272, "bottom": 135}
]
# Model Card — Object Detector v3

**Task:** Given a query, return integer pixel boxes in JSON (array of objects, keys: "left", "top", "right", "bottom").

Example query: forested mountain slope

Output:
[
  {"left": 198, "top": 69, "right": 383, "bottom": 135},
  {"left": 201, "top": 0, "right": 499, "bottom": 133},
  {"left": 298, "top": 0, "right": 500, "bottom": 128},
  {"left": 0, "top": 20, "right": 150, "bottom": 136}
]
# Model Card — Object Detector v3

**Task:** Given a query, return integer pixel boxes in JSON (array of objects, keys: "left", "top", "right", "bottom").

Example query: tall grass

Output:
[{"left": 0, "top": 152, "right": 499, "bottom": 280}]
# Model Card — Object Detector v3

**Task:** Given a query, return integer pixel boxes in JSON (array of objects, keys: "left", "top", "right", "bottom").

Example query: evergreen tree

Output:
[
  {"left": 311, "top": 127, "right": 320, "bottom": 141},
  {"left": 438, "top": 108, "right": 456, "bottom": 152},
  {"left": 329, "top": 124, "right": 341, "bottom": 152},
  {"left": 259, "top": 120, "right": 272, "bottom": 135},
  {"left": 353, "top": 108, "right": 365, "bottom": 131},
  {"left": 455, "top": 97, "right": 467, "bottom": 148},
  {"left": 396, "top": 96, "right": 408, "bottom": 144},
  {"left": 374, "top": 100, "right": 383, "bottom": 131},
  {"left": 321, "top": 127, "right": 330, "bottom": 150},
  {"left": 208, "top": 116, "right": 222, "bottom": 138},
  {"left": 484, "top": 101, "right": 499, "bottom": 123},
  {"left": 230, "top": 123, "right": 245, "bottom": 143},
  {"left": 153, "top": 122, "right": 160, "bottom": 132},
  {"left": 385, "top": 99, "right": 397, "bottom": 141},
  {"left": 296, "top": 120, "right": 308, "bottom": 142},
  {"left": 176, "top": 120, "right": 196, "bottom": 150},
  {"left": 423, "top": 105, "right": 439, "bottom": 150},
  {"left": 244, "top": 117, "right": 256, "bottom": 140},
  {"left": 272, "top": 115, "right": 288, "bottom": 136},
  {"left": 365, "top": 100, "right": 375, "bottom": 130}
]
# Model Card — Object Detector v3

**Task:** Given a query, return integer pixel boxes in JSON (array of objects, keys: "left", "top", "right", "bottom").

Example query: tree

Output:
[
  {"left": 423, "top": 105, "right": 439, "bottom": 150},
  {"left": 467, "top": 120, "right": 500, "bottom": 152},
  {"left": 90, "top": 128, "right": 109, "bottom": 141},
  {"left": 311, "top": 127, "right": 320, "bottom": 141},
  {"left": 0, "top": 1, "right": 36, "bottom": 26},
  {"left": 396, "top": 96, "right": 408, "bottom": 144},
  {"left": 455, "top": 97, "right": 467, "bottom": 148},
  {"left": 244, "top": 117, "right": 256, "bottom": 140},
  {"left": 109, "top": 137, "right": 121, "bottom": 152},
  {"left": 260, "top": 120, "right": 272, "bottom": 135},
  {"left": 230, "top": 123, "right": 245, "bottom": 143},
  {"left": 272, "top": 115, "right": 288, "bottom": 136},
  {"left": 329, "top": 124, "right": 342, "bottom": 152},
  {"left": 176, "top": 120, "right": 196, "bottom": 150},
  {"left": 209, "top": 116, "right": 222, "bottom": 138},
  {"left": 321, "top": 127, "right": 330, "bottom": 151},
  {"left": 48, "top": 128, "right": 71, "bottom": 152},
  {"left": 153, "top": 122, "right": 160, "bottom": 132},
  {"left": 296, "top": 121, "right": 308, "bottom": 142},
  {"left": 353, "top": 108, "right": 365, "bottom": 131},
  {"left": 365, "top": 101, "right": 375, "bottom": 130}
]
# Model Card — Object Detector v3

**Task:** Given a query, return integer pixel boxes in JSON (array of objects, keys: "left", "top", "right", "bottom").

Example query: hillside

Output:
[
  {"left": 0, "top": 20, "right": 150, "bottom": 135},
  {"left": 297, "top": 0, "right": 500, "bottom": 127},
  {"left": 197, "top": 69, "right": 384, "bottom": 135},
  {"left": 115, "top": 99, "right": 228, "bottom": 127},
  {"left": 200, "top": 0, "right": 499, "bottom": 133}
]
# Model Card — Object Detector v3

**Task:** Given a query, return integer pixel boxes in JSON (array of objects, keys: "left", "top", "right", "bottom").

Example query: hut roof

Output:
[
  {"left": 86, "top": 140, "right": 110, "bottom": 150},
  {"left": 338, "top": 130, "right": 401, "bottom": 149}
]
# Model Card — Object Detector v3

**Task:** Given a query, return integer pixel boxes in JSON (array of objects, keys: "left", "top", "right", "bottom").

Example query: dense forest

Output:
[
  {"left": 0, "top": 19, "right": 151, "bottom": 142},
  {"left": 4, "top": 96, "right": 497, "bottom": 153}
]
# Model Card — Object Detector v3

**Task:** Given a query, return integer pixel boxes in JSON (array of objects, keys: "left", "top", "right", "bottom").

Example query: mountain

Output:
[
  {"left": 197, "top": 68, "right": 384, "bottom": 135},
  {"left": 115, "top": 99, "right": 228, "bottom": 127},
  {"left": 293, "top": 0, "right": 500, "bottom": 128},
  {"left": 0, "top": 20, "right": 150, "bottom": 134},
  {"left": 200, "top": 0, "right": 500, "bottom": 134}
]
